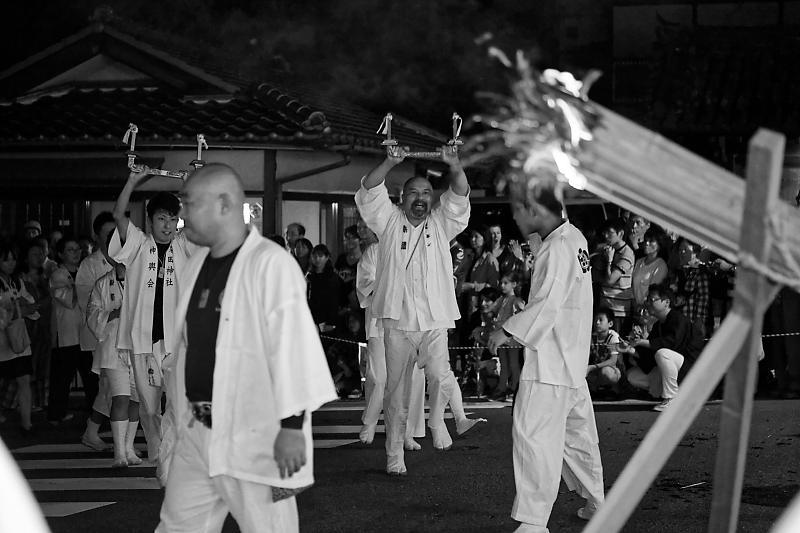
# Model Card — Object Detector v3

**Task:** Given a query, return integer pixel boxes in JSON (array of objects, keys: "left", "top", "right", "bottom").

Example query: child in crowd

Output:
[
  {"left": 468, "top": 287, "right": 502, "bottom": 397},
  {"left": 490, "top": 273, "right": 525, "bottom": 401},
  {"left": 586, "top": 307, "right": 623, "bottom": 397}
]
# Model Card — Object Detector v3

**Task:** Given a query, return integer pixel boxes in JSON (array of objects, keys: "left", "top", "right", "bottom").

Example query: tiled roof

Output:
[
  {"left": 642, "top": 26, "right": 800, "bottom": 136},
  {"left": 0, "top": 15, "right": 445, "bottom": 152}
]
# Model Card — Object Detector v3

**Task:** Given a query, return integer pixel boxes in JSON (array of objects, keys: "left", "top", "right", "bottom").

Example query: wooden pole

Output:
[
  {"left": 708, "top": 130, "right": 785, "bottom": 532},
  {"left": 262, "top": 150, "right": 278, "bottom": 236}
]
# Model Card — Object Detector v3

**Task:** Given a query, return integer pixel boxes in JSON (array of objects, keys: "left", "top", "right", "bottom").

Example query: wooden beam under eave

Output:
[
  {"left": 576, "top": 105, "right": 800, "bottom": 283},
  {"left": 262, "top": 150, "right": 277, "bottom": 236}
]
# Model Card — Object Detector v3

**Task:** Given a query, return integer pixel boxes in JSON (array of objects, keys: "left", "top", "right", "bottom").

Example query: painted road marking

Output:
[
  {"left": 318, "top": 402, "right": 508, "bottom": 411},
  {"left": 13, "top": 443, "right": 147, "bottom": 454},
  {"left": 314, "top": 439, "right": 359, "bottom": 448},
  {"left": 18, "top": 458, "right": 152, "bottom": 470},
  {"left": 39, "top": 502, "right": 115, "bottom": 517},
  {"left": 28, "top": 477, "right": 161, "bottom": 491}
]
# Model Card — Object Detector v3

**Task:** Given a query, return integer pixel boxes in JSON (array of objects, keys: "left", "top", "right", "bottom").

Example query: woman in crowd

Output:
[
  {"left": 630, "top": 229, "right": 668, "bottom": 322},
  {"left": 0, "top": 242, "right": 37, "bottom": 435},
  {"left": 18, "top": 241, "right": 52, "bottom": 412},
  {"left": 461, "top": 227, "right": 500, "bottom": 318},
  {"left": 306, "top": 244, "right": 342, "bottom": 333},
  {"left": 293, "top": 237, "right": 313, "bottom": 274}
]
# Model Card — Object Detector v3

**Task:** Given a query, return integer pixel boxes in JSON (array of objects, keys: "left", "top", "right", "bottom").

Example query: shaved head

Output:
[{"left": 180, "top": 163, "right": 248, "bottom": 252}]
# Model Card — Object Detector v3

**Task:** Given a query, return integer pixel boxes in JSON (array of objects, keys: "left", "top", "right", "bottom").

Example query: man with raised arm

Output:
[
  {"left": 488, "top": 182, "right": 604, "bottom": 533},
  {"left": 156, "top": 163, "right": 336, "bottom": 532},
  {"left": 110, "top": 168, "right": 195, "bottom": 475},
  {"left": 355, "top": 145, "right": 471, "bottom": 476}
]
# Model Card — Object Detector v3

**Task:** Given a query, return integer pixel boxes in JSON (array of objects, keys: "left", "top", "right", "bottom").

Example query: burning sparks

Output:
[{"left": 464, "top": 45, "right": 601, "bottom": 196}]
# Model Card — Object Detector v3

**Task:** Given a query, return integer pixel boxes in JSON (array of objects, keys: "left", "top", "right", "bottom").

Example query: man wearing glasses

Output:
[{"left": 622, "top": 284, "right": 705, "bottom": 411}]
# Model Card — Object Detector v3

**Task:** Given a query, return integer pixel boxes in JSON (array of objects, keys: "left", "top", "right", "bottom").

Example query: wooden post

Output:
[
  {"left": 708, "top": 130, "right": 785, "bottom": 532},
  {"left": 583, "top": 129, "right": 787, "bottom": 533},
  {"left": 262, "top": 150, "right": 278, "bottom": 236}
]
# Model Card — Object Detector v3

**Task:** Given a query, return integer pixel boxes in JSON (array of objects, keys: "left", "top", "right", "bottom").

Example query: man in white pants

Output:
[
  {"left": 356, "top": 145, "right": 471, "bottom": 476},
  {"left": 489, "top": 182, "right": 604, "bottom": 533},
  {"left": 110, "top": 168, "right": 196, "bottom": 475},
  {"left": 356, "top": 221, "right": 426, "bottom": 449},
  {"left": 157, "top": 164, "right": 336, "bottom": 532}
]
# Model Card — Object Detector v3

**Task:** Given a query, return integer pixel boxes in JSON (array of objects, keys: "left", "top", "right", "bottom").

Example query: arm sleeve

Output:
[
  {"left": 75, "top": 262, "right": 96, "bottom": 318},
  {"left": 432, "top": 187, "right": 471, "bottom": 241},
  {"left": 109, "top": 224, "right": 146, "bottom": 266},
  {"left": 49, "top": 269, "right": 75, "bottom": 308},
  {"left": 86, "top": 280, "right": 109, "bottom": 341},
  {"left": 502, "top": 240, "right": 573, "bottom": 351},
  {"left": 648, "top": 317, "right": 683, "bottom": 353},
  {"left": 354, "top": 180, "right": 395, "bottom": 239},
  {"left": 264, "top": 255, "right": 338, "bottom": 420},
  {"left": 356, "top": 245, "right": 377, "bottom": 308}
]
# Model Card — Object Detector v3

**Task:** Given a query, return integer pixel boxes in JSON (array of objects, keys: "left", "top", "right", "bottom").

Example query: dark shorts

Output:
[{"left": 0, "top": 355, "right": 33, "bottom": 379}]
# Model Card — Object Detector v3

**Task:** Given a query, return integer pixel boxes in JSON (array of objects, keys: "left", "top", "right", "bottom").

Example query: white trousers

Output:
[
  {"left": 156, "top": 423, "right": 298, "bottom": 533},
  {"left": 362, "top": 336, "right": 425, "bottom": 438},
  {"left": 512, "top": 380, "right": 604, "bottom": 527},
  {"left": 627, "top": 348, "right": 684, "bottom": 399},
  {"left": 131, "top": 342, "right": 166, "bottom": 463},
  {"left": 383, "top": 328, "right": 454, "bottom": 469}
]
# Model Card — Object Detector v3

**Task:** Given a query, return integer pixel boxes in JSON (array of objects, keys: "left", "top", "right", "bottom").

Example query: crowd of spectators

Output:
[{"left": 1, "top": 206, "right": 799, "bottom": 436}]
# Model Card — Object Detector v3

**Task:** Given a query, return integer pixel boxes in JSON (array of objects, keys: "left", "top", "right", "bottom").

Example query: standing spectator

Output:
[
  {"left": 335, "top": 224, "right": 362, "bottom": 314},
  {"left": 672, "top": 238, "right": 711, "bottom": 335},
  {"left": 306, "top": 245, "right": 341, "bottom": 332},
  {"left": 23, "top": 221, "right": 43, "bottom": 242},
  {"left": 48, "top": 237, "right": 95, "bottom": 424},
  {"left": 0, "top": 243, "right": 37, "bottom": 435},
  {"left": 595, "top": 218, "right": 635, "bottom": 334},
  {"left": 488, "top": 223, "right": 524, "bottom": 279},
  {"left": 450, "top": 235, "right": 474, "bottom": 375},
  {"left": 18, "top": 241, "right": 52, "bottom": 411},
  {"left": 33, "top": 236, "right": 58, "bottom": 280},
  {"left": 48, "top": 230, "right": 63, "bottom": 262},
  {"left": 490, "top": 273, "right": 525, "bottom": 401},
  {"left": 293, "top": 238, "right": 312, "bottom": 274},
  {"left": 630, "top": 229, "right": 668, "bottom": 319},
  {"left": 626, "top": 214, "right": 650, "bottom": 258},
  {"left": 462, "top": 227, "right": 500, "bottom": 317},
  {"left": 285, "top": 222, "right": 305, "bottom": 252}
]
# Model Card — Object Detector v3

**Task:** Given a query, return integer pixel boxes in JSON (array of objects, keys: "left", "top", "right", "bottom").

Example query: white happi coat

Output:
[
  {"left": 109, "top": 224, "right": 194, "bottom": 355},
  {"left": 354, "top": 181, "right": 469, "bottom": 325},
  {"left": 503, "top": 222, "right": 593, "bottom": 386},
  {"left": 76, "top": 250, "right": 112, "bottom": 352},
  {"left": 356, "top": 242, "right": 381, "bottom": 339},
  {"left": 163, "top": 228, "right": 337, "bottom": 488},
  {"left": 86, "top": 270, "right": 128, "bottom": 372}
]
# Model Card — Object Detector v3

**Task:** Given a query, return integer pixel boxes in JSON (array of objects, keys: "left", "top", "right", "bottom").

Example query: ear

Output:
[{"left": 218, "top": 192, "right": 234, "bottom": 214}]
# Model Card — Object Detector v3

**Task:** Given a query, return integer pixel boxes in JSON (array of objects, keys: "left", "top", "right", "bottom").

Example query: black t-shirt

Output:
[
  {"left": 151, "top": 241, "right": 170, "bottom": 344},
  {"left": 185, "top": 247, "right": 240, "bottom": 402}
]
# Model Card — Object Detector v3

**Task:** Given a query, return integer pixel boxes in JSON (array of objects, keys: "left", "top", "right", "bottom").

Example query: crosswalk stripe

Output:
[
  {"left": 18, "top": 458, "right": 152, "bottom": 470},
  {"left": 28, "top": 477, "right": 161, "bottom": 491},
  {"left": 13, "top": 443, "right": 147, "bottom": 454},
  {"left": 318, "top": 402, "right": 507, "bottom": 411},
  {"left": 314, "top": 425, "right": 383, "bottom": 435},
  {"left": 98, "top": 429, "right": 144, "bottom": 438},
  {"left": 314, "top": 439, "right": 359, "bottom": 448},
  {"left": 39, "top": 502, "right": 115, "bottom": 517}
]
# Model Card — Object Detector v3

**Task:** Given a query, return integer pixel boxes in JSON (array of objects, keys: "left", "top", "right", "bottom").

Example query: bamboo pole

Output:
[
  {"left": 708, "top": 131, "right": 785, "bottom": 532},
  {"left": 577, "top": 106, "right": 800, "bottom": 283}
]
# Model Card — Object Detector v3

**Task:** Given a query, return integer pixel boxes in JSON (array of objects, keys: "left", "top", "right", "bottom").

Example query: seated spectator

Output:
[
  {"left": 306, "top": 244, "right": 342, "bottom": 332},
  {"left": 621, "top": 284, "right": 704, "bottom": 412},
  {"left": 594, "top": 218, "right": 634, "bottom": 334},
  {"left": 326, "top": 311, "right": 364, "bottom": 399},
  {"left": 586, "top": 307, "right": 623, "bottom": 397},
  {"left": 489, "top": 272, "right": 525, "bottom": 401},
  {"left": 293, "top": 237, "right": 313, "bottom": 274}
]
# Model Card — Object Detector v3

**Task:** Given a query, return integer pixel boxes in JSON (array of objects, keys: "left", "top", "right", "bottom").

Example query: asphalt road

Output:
[{"left": 1, "top": 397, "right": 797, "bottom": 533}]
